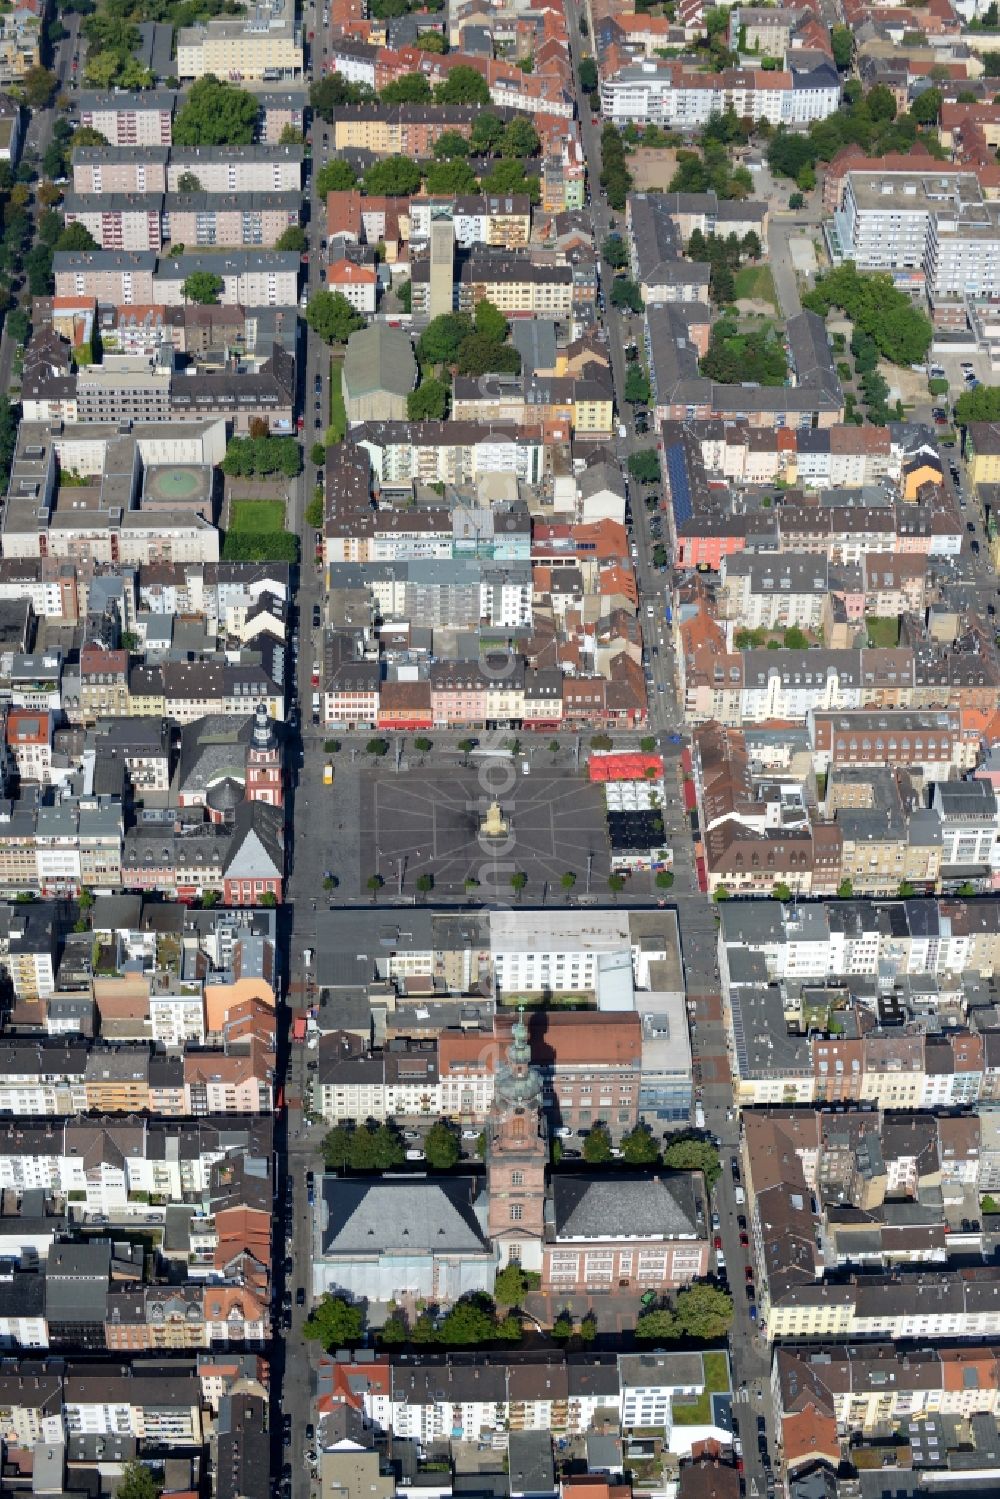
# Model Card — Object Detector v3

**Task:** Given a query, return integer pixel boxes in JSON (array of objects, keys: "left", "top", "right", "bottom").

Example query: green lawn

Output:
[
  {"left": 734, "top": 264, "right": 778, "bottom": 307},
  {"left": 702, "top": 1351, "right": 730, "bottom": 1393},
  {"left": 866, "top": 616, "right": 900, "bottom": 647},
  {"left": 672, "top": 1352, "right": 730, "bottom": 1426},
  {"left": 328, "top": 357, "right": 346, "bottom": 443},
  {"left": 229, "top": 498, "right": 286, "bottom": 532}
]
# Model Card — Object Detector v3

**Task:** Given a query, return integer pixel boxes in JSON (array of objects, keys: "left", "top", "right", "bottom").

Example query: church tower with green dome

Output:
[{"left": 486, "top": 1008, "right": 547, "bottom": 1271}]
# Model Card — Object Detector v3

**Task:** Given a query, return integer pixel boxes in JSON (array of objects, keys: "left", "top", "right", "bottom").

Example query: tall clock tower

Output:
[
  {"left": 486, "top": 1009, "right": 546, "bottom": 1271},
  {"left": 244, "top": 702, "right": 283, "bottom": 809}
]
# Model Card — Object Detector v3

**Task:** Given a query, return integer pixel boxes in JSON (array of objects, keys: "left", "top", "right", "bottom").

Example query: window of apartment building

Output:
[
  {"left": 510, "top": 1204, "right": 522, "bottom": 1222},
  {"left": 511, "top": 1171, "right": 523, "bottom": 1186}
]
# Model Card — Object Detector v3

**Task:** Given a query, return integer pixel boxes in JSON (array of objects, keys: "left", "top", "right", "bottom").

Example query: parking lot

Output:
[{"left": 356, "top": 763, "right": 613, "bottom": 902}]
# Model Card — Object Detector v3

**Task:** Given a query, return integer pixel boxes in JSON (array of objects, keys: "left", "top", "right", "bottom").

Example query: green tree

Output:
[
  {"left": 310, "top": 441, "right": 327, "bottom": 467},
  {"left": 898, "top": 880, "right": 915, "bottom": 898},
  {"left": 620, "top": 1124, "right": 660, "bottom": 1164},
  {"left": 803, "top": 263, "right": 931, "bottom": 367},
  {"left": 417, "top": 29, "right": 447, "bottom": 52},
  {"left": 116, "top": 1463, "right": 162, "bottom": 1499},
  {"left": 310, "top": 71, "right": 373, "bottom": 119},
  {"left": 316, "top": 159, "right": 359, "bottom": 196},
  {"left": 662, "top": 1136, "right": 721, "bottom": 1188},
  {"left": 911, "top": 86, "right": 941, "bottom": 125},
  {"left": 674, "top": 1283, "right": 734, "bottom": 1339},
  {"left": 397, "top": 279, "right": 412, "bottom": 313},
  {"left": 176, "top": 171, "right": 203, "bottom": 193},
  {"left": 307, "top": 290, "right": 365, "bottom": 345},
  {"left": 602, "top": 234, "right": 629, "bottom": 269},
  {"left": 279, "top": 123, "right": 306, "bottom": 144},
  {"left": 501, "top": 116, "right": 540, "bottom": 158},
  {"left": 456, "top": 332, "right": 520, "bottom": 377},
  {"left": 958, "top": 881, "right": 977, "bottom": 897},
  {"left": 579, "top": 57, "right": 598, "bottom": 93},
  {"left": 408, "top": 378, "right": 449, "bottom": 421},
  {"left": 437, "top": 1294, "right": 501, "bottom": 1345},
  {"left": 830, "top": 24, "right": 852, "bottom": 68},
  {"left": 275, "top": 225, "right": 308, "bottom": 253},
  {"left": 424, "top": 160, "right": 478, "bottom": 195},
  {"left": 608, "top": 873, "right": 625, "bottom": 897},
  {"left": 379, "top": 1314, "right": 408, "bottom": 1344},
  {"left": 303, "top": 1294, "right": 364, "bottom": 1348},
  {"left": 954, "top": 385, "right": 1000, "bottom": 424},
  {"left": 413, "top": 736, "right": 433, "bottom": 752},
  {"left": 475, "top": 297, "right": 508, "bottom": 343},
  {"left": 837, "top": 878, "right": 854, "bottom": 898},
  {"left": 23, "top": 66, "right": 57, "bottom": 108},
  {"left": 551, "top": 1311, "right": 574, "bottom": 1340},
  {"left": 783, "top": 626, "right": 808, "bottom": 649},
  {"left": 182, "top": 271, "right": 223, "bottom": 305},
  {"left": 381, "top": 71, "right": 432, "bottom": 103},
  {"left": 470, "top": 113, "right": 505, "bottom": 154},
  {"left": 174, "top": 74, "right": 258, "bottom": 146},
  {"left": 628, "top": 449, "right": 660, "bottom": 484},
  {"left": 510, "top": 871, "right": 528, "bottom": 898},
  {"left": 423, "top": 1119, "right": 460, "bottom": 1169},
  {"left": 655, "top": 870, "right": 674, "bottom": 889},
  {"left": 371, "top": 1123, "right": 405, "bottom": 1169},
  {"left": 434, "top": 65, "right": 490, "bottom": 104},
  {"left": 772, "top": 882, "right": 792, "bottom": 902},
  {"left": 494, "top": 1263, "right": 540, "bottom": 1305},
  {"left": 635, "top": 1306, "right": 677, "bottom": 1340},
  {"left": 362, "top": 155, "right": 422, "bottom": 197},
  {"left": 434, "top": 130, "right": 470, "bottom": 159},
  {"left": 322, "top": 1125, "right": 353, "bottom": 1169},
  {"left": 367, "top": 873, "right": 385, "bottom": 898},
  {"left": 366, "top": 738, "right": 389, "bottom": 756},
  {"left": 416, "top": 873, "right": 434, "bottom": 898},
  {"left": 583, "top": 1123, "right": 613, "bottom": 1164},
  {"left": 305, "top": 494, "right": 324, "bottom": 529},
  {"left": 560, "top": 871, "right": 576, "bottom": 892},
  {"left": 625, "top": 366, "right": 650, "bottom": 404},
  {"left": 611, "top": 277, "right": 643, "bottom": 313},
  {"left": 56, "top": 222, "right": 98, "bottom": 252},
  {"left": 418, "top": 311, "right": 472, "bottom": 365}
]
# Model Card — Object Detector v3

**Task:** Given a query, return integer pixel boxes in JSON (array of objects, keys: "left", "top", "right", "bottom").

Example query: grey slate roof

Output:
[
  {"left": 322, "top": 1176, "right": 490, "bottom": 1255},
  {"left": 552, "top": 1173, "right": 699, "bottom": 1240}
]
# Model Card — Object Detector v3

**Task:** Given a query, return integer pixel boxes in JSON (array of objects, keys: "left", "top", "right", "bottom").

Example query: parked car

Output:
[{"left": 296, "top": 1287, "right": 306, "bottom": 1306}]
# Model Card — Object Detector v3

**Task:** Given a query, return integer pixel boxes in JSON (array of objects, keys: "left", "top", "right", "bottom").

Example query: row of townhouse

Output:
[
  {"left": 0, "top": 1040, "right": 274, "bottom": 1115},
  {"left": 53, "top": 249, "right": 301, "bottom": 309},
  {"left": 62, "top": 192, "right": 301, "bottom": 254},
  {"left": 717, "top": 551, "right": 930, "bottom": 634},
  {"left": 773, "top": 1342, "right": 1000, "bottom": 1465},
  {"left": 661, "top": 426, "right": 960, "bottom": 572},
  {"left": 599, "top": 57, "right": 840, "bottom": 127},
  {"left": 764, "top": 1267, "right": 1000, "bottom": 1342},
  {"left": 0, "top": 1114, "right": 272, "bottom": 1204},
  {"left": 320, "top": 634, "right": 646, "bottom": 730},
  {"left": 314, "top": 1010, "right": 666, "bottom": 1137},
  {"left": 327, "top": 103, "right": 521, "bottom": 157},
  {"left": 717, "top": 894, "right": 1000, "bottom": 986},
  {"left": 677, "top": 633, "right": 1000, "bottom": 730},
  {"left": 450, "top": 370, "right": 614, "bottom": 436},
  {"left": 0, "top": 1259, "right": 271, "bottom": 1352},
  {"left": 0, "top": 1352, "right": 267, "bottom": 1447},
  {"left": 349, "top": 420, "right": 546, "bottom": 488},
  {"left": 72, "top": 144, "right": 304, "bottom": 197},
  {"left": 0, "top": 794, "right": 124, "bottom": 892},
  {"left": 322, "top": 1350, "right": 729, "bottom": 1445},
  {"left": 76, "top": 89, "right": 306, "bottom": 147},
  {"left": 326, "top": 190, "right": 534, "bottom": 258}
]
